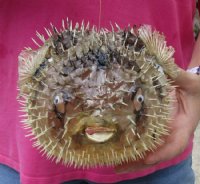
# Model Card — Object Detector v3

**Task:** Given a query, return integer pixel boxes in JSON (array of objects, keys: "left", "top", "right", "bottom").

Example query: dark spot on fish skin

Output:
[
  {"left": 52, "top": 29, "right": 78, "bottom": 55},
  {"left": 134, "top": 38, "right": 145, "bottom": 52},
  {"left": 152, "top": 78, "right": 164, "bottom": 100},
  {"left": 95, "top": 51, "right": 108, "bottom": 66},
  {"left": 33, "top": 59, "right": 48, "bottom": 77},
  {"left": 124, "top": 29, "right": 145, "bottom": 52},
  {"left": 134, "top": 103, "right": 145, "bottom": 123}
]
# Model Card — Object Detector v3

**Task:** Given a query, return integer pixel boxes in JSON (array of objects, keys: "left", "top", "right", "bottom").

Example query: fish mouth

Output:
[{"left": 85, "top": 127, "right": 116, "bottom": 143}]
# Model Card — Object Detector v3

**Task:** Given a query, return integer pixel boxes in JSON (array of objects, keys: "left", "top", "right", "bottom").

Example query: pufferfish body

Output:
[{"left": 18, "top": 20, "right": 179, "bottom": 168}]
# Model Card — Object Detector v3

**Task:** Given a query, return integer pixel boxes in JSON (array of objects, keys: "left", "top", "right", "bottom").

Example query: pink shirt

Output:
[{"left": 0, "top": 0, "right": 196, "bottom": 183}]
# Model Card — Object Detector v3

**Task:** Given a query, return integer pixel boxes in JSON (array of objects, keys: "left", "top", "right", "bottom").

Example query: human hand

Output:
[
  {"left": 144, "top": 70, "right": 200, "bottom": 164},
  {"left": 115, "top": 69, "right": 200, "bottom": 173}
]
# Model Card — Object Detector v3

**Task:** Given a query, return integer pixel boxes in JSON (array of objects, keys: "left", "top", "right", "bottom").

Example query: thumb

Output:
[{"left": 172, "top": 69, "right": 200, "bottom": 94}]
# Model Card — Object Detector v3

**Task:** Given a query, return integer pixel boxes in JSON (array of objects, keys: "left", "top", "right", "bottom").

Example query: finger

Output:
[
  {"left": 172, "top": 69, "right": 200, "bottom": 91},
  {"left": 144, "top": 143, "right": 180, "bottom": 164},
  {"left": 144, "top": 122, "right": 190, "bottom": 165}
]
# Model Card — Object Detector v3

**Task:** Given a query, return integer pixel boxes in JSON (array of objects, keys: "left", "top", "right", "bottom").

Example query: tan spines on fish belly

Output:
[{"left": 18, "top": 20, "right": 176, "bottom": 168}]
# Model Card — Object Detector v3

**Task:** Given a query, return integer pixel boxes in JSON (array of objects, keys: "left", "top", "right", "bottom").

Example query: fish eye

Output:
[
  {"left": 54, "top": 96, "right": 61, "bottom": 104},
  {"left": 136, "top": 95, "right": 144, "bottom": 103}
]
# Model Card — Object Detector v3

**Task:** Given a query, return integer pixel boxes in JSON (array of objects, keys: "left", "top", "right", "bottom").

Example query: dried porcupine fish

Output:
[{"left": 18, "top": 20, "right": 180, "bottom": 168}]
